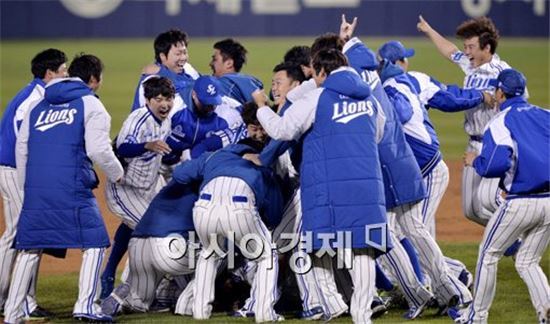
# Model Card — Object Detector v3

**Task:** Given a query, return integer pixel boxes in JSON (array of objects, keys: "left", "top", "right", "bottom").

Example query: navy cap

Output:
[
  {"left": 378, "top": 41, "right": 415, "bottom": 63},
  {"left": 489, "top": 69, "right": 526, "bottom": 97},
  {"left": 193, "top": 76, "right": 222, "bottom": 106}
]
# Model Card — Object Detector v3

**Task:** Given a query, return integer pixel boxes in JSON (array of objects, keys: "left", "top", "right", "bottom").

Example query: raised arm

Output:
[{"left": 417, "top": 15, "right": 459, "bottom": 60}]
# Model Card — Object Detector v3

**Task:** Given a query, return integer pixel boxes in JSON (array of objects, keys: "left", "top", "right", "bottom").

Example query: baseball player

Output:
[
  {"left": 4, "top": 54, "right": 124, "bottom": 323},
  {"left": 101, "top": 28, "right": 198, "bottom": 299},
  {"left": 378, "top": 55, "right": 473, "bottom": 309},
  {"left": 256, "top": 49, "right": 389, "bottom": 324},
  {"left": 0, "top": 48, "right": 67, "bottom": 320},
  {"left": 454, "top": 69, "right": 550, "bottom": 324},
  {"left": 173, "top": 135, "right": 284, "bottom": 322},
  {"left": 164, "top": 75, "right": 243, "bottom": 163},
  {"left": 105, "top": 76, "right": 175, "bottom": 229},
  {"left": 210, "top": 38, "right": 264, "bottom": 104},
  {"left": 131, "top": 28, "right": 199, "bottom": 113},
  {"left": 100, "top": 179, "right": 198, "bottom": 316},
  {"left": 417, "top": 16, "right": 514, "bottom": 226}
]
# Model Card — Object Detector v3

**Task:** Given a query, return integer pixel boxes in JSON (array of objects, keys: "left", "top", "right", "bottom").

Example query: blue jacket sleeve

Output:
[
  {"left": 428, "top": 85, "right": 484, "bottom": 112},
  {"left": 384, "top": 86, "right": 413, "bottom": 124},
  {"left": 172, "top": 152, "right": 211, "bottom": 185},
  {"left": 258, "top": 139, "right": 295, "bottom": 167},
  {"left": 117, "top": 143, "right": 147, "bottom": 158},
  {"left": 190, "top": 136, "right": 223, "bottom": 159},
  {"left": 131, "top": 74, "right": 148, "bottom": 111},
  {"left": 259, "top": 171, "right": 284, "bottom": 229},
  {"left": 473, "top": 129, "right": 513, "bottom": 178}
]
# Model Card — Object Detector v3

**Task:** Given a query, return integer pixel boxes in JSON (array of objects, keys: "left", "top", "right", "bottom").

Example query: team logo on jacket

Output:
[
  {"left": 34, "top": 108, "right": 78, "bottom": 132},
  {"left": 332, "top": 100, "right": 374, "bottom": 124}
]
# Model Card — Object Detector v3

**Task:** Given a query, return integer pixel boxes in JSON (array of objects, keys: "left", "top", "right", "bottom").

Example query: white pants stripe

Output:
[
  {"left": 378, "top": 211, "right": 433, "bottom": 308},
  {"left": 192, "top": 177, "right": 278, "bottom": 322},
  {"left": 394, "top": 202, "right": 472, "bottom": 305},
  {"left": 125, "top": 237, "right": 195, "bottom": 312},
  {"left": 422, "top": 160, "right": 449, "bottom": 239},
  {"left": 0, "top": 166, "right": 38, "bottom": 313},
  {"left": 464, "top": 198, "right": 550, "bottom": 323},
  {"left": 348, "top": 249, "right": 376, "bottom": 324},
  {"left": 74, "top": 248, "right": 106, "bottom": 316},
  {"left": 462, "top": 141, "right": 501, "bottom": 226},
  {"left": 106, "top": 182, "right": 158, "bottom": 229}
]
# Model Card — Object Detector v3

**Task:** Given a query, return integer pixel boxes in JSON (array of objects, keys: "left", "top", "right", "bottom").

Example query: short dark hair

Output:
[
  {"left": 154, "top": 29, "right": 189, "bottom": 63},
  {"left": 143, "top": 77, "right": 176, "bottom": 100},
  {"left": 456, "top": 17, "right": 500, "bottom": 54},
  {"left": 312, "top": 49, "right": 348, "bottom": 75},
  {"left": 273, "top": 62, "right": 306, "bottom": 84},
  {"left": 68, "top": 53, "right": 103, "bottom": 84},
  {"left": 283, "top": 45, "right": 311, "bottom": 68},
  {"left": 311, "top": 33, "right": 344, "bottom": 58},
  {"left": 241, "top": 101, "right": 260, "bottom": 126},
  {"left": 213, "top": 38, "right": 247, "bottom": 72},
  {"left": 31, "top": 48, "right": 67, "bottom": 79}
]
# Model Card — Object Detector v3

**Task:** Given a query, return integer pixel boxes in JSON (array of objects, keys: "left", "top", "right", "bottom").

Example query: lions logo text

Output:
[
  {"left": 332, "top": 100, "right": 374, "bottom": 124},
  {"left": 34, "top": 108, "right": 78, "bottom": 132}
]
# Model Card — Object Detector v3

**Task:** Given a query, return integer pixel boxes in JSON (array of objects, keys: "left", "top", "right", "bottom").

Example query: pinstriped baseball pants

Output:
[
  {"left": 463, "top": 197, "right": 550, "bottom": 323},
  {"left": 0, "top": 166, "right": 38, "bottom": 314}
]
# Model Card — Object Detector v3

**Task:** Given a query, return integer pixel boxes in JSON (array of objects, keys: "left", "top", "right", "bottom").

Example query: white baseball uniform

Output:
[
  {"left": 451, "top": 51, "right": 512, "bottom": 225},
  {"left": 191, "top": 177, "right": 279, "bottom": 322},
  {"left": 106, "top": 107, "right": 171, "bottom": 229}
]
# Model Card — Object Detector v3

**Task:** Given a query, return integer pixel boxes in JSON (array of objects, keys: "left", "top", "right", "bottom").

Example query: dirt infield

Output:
[{"left": 0, "top": 160, "right": 484, "bottom": 275}]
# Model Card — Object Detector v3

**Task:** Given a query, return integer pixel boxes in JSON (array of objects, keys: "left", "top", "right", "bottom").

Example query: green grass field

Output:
[
  {"left": 35, "top": 243, "right": 549, "bottom": 323},
  {"left": 1, "top": 38, "right": 549, "bottom": 323},
  {"left": 1, "top": 37, "right": 548, "bottom": 159}
]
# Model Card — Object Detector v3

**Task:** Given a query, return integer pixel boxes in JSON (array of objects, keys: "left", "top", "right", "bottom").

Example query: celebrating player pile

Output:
[{"left": 0, "top": 13, "right": 548, "bottom": 324}]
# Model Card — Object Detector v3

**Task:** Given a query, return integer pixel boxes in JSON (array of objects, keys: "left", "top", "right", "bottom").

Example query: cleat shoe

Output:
[
  {"left": 101, "top": 283, "right": 130, "bottom": 316},
  {"left": 73, "top": 313, "right": 114, "bottom": 323},
  {"left": 27, "top": 305, "right": 53, "bottom": 320},
  {"left": 100, "top": 276, "right": 115, "bottom": 300},
  {"left": 149, "top": 298, "right": 172, "bottom": 313},
  {"left": 403, "top": 298, "right": 431, "bottom": 320},
  {"left": 436, "top": 295, "right": 459, "bottom": 316},
  {"left": 504, "top": 239, "right": 522, "bottom": 257},
  {"left": 231, "top": 308, "right": 255, "bottom": 318},
  {"left": 371, "top": 296, "right": 388, "bottom": 319},
  {"left": 298, "top": 306, "right": 326, "bottom": 320},
  {"left": 447, "top": 307, "right": 468, "bottom": 323}
]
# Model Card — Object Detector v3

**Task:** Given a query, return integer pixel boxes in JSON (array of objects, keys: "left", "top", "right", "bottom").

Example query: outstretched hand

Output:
[
  {"left": 340, "top": 14, "right": 358, "bottom": 42},
  {"left": 463, "top": 151, "right": 478, "bottom": 167},
  {"left": 417, "top": 15, "right": 431, "bottom": 34}
]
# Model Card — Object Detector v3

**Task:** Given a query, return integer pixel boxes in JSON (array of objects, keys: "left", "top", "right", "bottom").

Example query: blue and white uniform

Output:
[
  {"left": 4, "top": 77, "right": 123, "bottom": 323},
  {"left": 459, "top": 96, "right": 550, "bottom": 324},
  {"left": 131, "top": 63, "right": 199, "bottom": 114},
  {"left": 258, "top": 66, "right": 388, "bottom": 324},
  {"left": 165, "top": 97, "right": 242, "bottom": 163},
  {"left": 380, "top": 61, "right": 447, "bottom": 238},
  {"left": 347, "top": 37, "right": 471, "bottom": 311},
  {"left": 379, "top": 60, "right": 473, "bottom": 307},
  {"left": 105, "top": 107, "right": 172, "bottom": 228},
  {"left": 217, "top": 72, "right": 263, "bottom": 104},
  {"left": 101, "top": 180, "right": 199, "bottom": 316},
  {"left": 0, "top": 78, "right": 45, "bottom": 316},
  {"left": 451, "top": 51, "right": 513, "bottom": 225},
  {"left": 172, "top": 144, "right": 284, "bottom": 323}
]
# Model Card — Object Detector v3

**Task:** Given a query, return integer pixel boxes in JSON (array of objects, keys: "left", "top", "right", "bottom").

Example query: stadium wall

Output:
[{"left": 1, "top": 0, "right": 548, "bottom": 38}]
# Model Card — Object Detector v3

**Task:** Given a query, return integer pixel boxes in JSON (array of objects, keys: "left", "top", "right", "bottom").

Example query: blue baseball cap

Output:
[
  {"left": 193, "top": 76, "right": 222, "bottom": 106},
  {"left": 378, "top": 41, "right": 415, "bottom": 63},
  {"left": 488, "top": 69, "right": 526, "bottom": 97}
]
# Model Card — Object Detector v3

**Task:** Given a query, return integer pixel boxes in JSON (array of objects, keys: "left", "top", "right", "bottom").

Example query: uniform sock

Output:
[
  {"left": 400, "top": 238, "right": 424, "bottom": 284},
  {"left": 102, "top": 223, "right": 133, "bottom": 279},
  {"left": 375, "top": 264, "right": 394, "bottom": 291}
]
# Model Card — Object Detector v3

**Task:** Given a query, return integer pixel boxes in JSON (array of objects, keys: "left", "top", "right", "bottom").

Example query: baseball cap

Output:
[
  {"left": 488, "top": 69, "right": 526, "bottom": 97},
  {"left": 378, "top": 41, "right": 415, "bottom": 63},
  {"left": 193, "top": 76, "right": 222, "bottom": 106}
]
